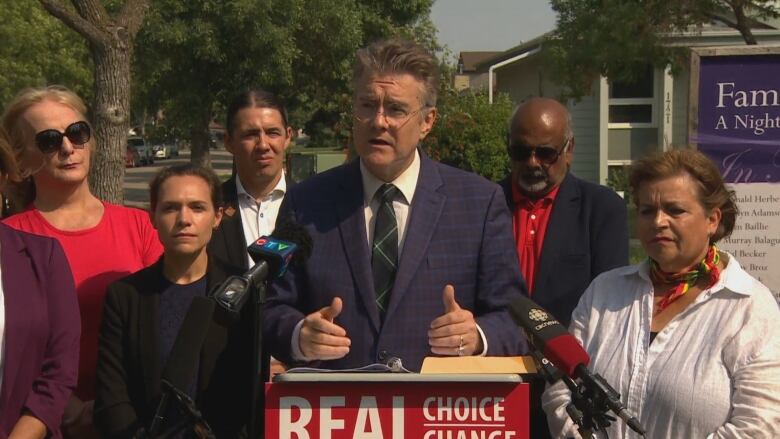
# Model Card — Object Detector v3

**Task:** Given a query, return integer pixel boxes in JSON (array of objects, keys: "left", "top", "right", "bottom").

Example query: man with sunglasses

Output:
[
  {"left": 501, "top": 97, "right": 629, "bottom": 327},
  {"left": 500, "top": 97, "right": 629, "bottom": 439},
  {"left": 263, "top": 39, "right": 528, "bottom": 372}
]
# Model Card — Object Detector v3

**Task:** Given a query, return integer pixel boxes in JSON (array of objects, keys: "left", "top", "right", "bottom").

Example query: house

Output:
[
  {"left": 454, "top": 51, "right": 501, "bottom": 91},
  {"left": 479, "top": 15, "right": 780, "bottom": 185}
]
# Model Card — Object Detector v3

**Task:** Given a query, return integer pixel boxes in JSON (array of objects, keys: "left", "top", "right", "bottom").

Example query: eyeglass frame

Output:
[
  {"left": 507, "top": 137, "right": 571, "bottom": 165},
  {"left": 34, "top": 121, "right": 91, "bottom": 154},
  {"left": 352, "top": 103, "right": 430, "bottom": 129}
]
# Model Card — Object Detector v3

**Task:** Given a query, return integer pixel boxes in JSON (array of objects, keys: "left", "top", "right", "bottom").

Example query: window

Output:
[{"left": 608, "top": 66, "right": 656, "bottom": 128}]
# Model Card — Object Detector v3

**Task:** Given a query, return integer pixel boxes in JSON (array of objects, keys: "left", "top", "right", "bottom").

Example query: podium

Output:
[{"left": 265, "top": 373, "right": 531, "bottom": 438}]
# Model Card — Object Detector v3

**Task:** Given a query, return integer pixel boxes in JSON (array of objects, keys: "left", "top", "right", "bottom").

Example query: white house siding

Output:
[{"left": 568, "top": 94, "right": 601, "bottom": 183}]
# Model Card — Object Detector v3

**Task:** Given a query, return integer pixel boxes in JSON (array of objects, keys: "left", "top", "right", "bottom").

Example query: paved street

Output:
[{"left": 123, "top": 149, "right": 233, "bottom": 209}]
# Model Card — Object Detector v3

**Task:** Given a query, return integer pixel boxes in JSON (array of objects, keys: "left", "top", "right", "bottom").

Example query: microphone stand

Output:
[
  {"left": 144, "top": 380, "right": 216, "bottom": 439},
  {"left": 213, "top": 262, "right": 270, "bottom": 438},
  {"left": 249, "top": 280, "right": 268, "bottom": 439},
  {"left": 526, "top": 349, "right": 618, "bottom": 439},
  {"left": 563, "top": 375, "right": 614, "bottom": 439}
]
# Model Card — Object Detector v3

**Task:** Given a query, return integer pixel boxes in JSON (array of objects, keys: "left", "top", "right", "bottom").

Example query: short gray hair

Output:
[{"left": 353, "top": 39, "right": 440, "bottom": 107}]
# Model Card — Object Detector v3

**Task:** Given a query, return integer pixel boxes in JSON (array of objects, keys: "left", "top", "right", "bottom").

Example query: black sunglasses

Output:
[
  {"left": 34, "top": 121, "right": 91, "bottom": 153},
  {"left": 508, "top": 138, "right": 570, "bottom": 165}
]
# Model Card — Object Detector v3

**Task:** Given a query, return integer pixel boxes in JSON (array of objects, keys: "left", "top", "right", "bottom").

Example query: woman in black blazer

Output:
[{"left": 94, "top": 164, "right": 252, "bottom": 438}]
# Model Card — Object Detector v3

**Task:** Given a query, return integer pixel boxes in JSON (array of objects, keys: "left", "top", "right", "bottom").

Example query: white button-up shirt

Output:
[
  {"left": 360, "top": 150, "right": 420, "bottom": 251},
  {"left": 542, "top": 253, "right": 780, "bottom": 439},
  {"left": 236, "top": 173, "right": 286, "bottom": 267}
]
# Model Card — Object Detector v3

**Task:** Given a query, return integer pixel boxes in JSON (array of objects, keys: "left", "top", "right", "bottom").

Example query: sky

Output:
[{"left": 430, "top": 0, "right": 557, "bottom": 57}]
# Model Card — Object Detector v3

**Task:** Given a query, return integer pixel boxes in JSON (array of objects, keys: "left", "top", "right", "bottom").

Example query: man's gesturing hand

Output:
[
  {"left": 299, "top": 297, "right": 351, "bottom": 361},
  {"left": 428, "top": 285, "right": 483, "bottom": 356}
]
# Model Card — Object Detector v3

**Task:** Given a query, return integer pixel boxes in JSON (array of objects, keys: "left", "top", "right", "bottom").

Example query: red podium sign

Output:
[{"left": 265, "top": 374, "right": 529, "bottom": 438}]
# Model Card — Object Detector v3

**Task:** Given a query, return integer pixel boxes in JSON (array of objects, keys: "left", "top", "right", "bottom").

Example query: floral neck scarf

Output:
[{"left": 650, "top": 245, "right": 721, "bottom": 314}]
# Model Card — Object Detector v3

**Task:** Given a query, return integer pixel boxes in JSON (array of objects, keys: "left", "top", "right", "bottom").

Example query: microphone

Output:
[
  {"left": 508, "top": 295, "right": 645, "bottom": 436},
  {"left": 149, "top": 296, "right": 216, "bottom": 436},
  {"left": 213, "top": 218, "right": 313, "bottom": 313}
]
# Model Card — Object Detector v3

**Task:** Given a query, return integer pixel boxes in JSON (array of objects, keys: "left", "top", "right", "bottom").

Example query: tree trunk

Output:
[
  {"left": 732, "top": 3, "right": 758, "bottom": 45},
  {"left": 89, "top": 43, "right": 131, "bottom": 203},
  {"left": 39, "top": 0, "right": 149, "bottom": 204},
  {"left": 190, "top": 108, "right": 212, "bottom": 167}
]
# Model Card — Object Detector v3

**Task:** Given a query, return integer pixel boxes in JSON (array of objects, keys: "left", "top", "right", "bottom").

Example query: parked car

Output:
[
  {"left": 209, "top": 132, "right": 221, "bottom": 149},
  {"left": 128, "top": 137, "right": 154, "bottom": 165},
  {"left": 153, "top": 143, "right": 179, "bottom": 159},
  {"left": 125, "top": 146, "right": 140, "bottom": 168}
]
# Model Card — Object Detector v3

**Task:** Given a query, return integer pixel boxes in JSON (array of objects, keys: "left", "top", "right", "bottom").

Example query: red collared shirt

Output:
[{"left": 511, "top": 182, "right": 560, "bottom": 295}]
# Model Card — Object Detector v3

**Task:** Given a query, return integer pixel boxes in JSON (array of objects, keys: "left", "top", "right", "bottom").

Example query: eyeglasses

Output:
[
  {"left": 508, "top": 138, "right": 570, "bottom": 165},
  {"left": 353, "top": 102, "right": 426, "bottom": 129},
  {"left": 34, "top": 121, "right": 91, "bottom": 154}
]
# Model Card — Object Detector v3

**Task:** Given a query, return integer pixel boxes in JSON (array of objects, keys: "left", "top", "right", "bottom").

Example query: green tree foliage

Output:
[
  {"left": 0, "top": 0, "right": 92, "bottom": 108},
  {"left": 546, "top": 0, "right": 779, "bottom": 99},
  {"left": 423, "top": 86, "right": 514, "bottom": 182},
  {"left": 134, "top": 0, "right": 434, "bottom": 164}
]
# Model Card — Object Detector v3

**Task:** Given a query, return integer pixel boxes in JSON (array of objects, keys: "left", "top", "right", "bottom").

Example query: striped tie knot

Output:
[{"left": 376, "top": 183, "right": 399, "bottom": 204}]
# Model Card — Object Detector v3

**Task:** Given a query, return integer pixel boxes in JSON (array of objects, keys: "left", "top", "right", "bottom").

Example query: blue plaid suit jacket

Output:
[{"left": 263, "top": 151, "right": 529, "bottom": 371}]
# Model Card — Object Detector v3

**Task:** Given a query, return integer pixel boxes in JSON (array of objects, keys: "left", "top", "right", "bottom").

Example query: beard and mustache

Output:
[{"left": 516, "top": 167, "right": 549, "bottom": 194}]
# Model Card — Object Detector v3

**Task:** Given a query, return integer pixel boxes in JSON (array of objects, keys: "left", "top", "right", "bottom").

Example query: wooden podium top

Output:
[
  {"left": 273, "top": 356, "right": 537, "bottom": 382},
  {"left": 274, "top": 372, "right": 523, "bottom": 383}
]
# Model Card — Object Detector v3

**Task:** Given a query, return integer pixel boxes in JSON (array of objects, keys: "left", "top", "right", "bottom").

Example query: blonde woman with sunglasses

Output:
[{"left": 1, "top": 86, "right": 162, "bottom": 438}]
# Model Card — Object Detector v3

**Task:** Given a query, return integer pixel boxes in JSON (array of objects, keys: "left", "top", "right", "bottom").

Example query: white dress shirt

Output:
[
  {"left": 360, "top": 150, "right": 420, "bottom": 252},
  {"left": 235, "top": 172, "right": 286, "bottom": 267},
  {"left": 542, "top": 253, "right": 780, "bottom": 439}
]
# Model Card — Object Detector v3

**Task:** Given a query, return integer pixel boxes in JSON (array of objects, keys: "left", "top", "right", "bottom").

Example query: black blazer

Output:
[
  {"left": 500, "top": 172, "right": 629, "bottom": 327},
  {"left": 94, "top": 256, "right": 252, "bottom": 438},
  {"left": 209, "top": 176, "right": 250, "bottom": 271}
]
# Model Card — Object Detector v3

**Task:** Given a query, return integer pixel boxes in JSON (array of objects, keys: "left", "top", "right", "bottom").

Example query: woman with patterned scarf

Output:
[{"left": 542, "top": 148, "right": 780, "bottom": 439}]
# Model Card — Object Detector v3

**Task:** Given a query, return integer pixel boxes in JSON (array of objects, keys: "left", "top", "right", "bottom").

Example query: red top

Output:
[
  {"left": 511, "top": 182, "right": 560, "bottom": 294},
  {"left": 3, "top": 202, "right": 163, "bottom": 400}
]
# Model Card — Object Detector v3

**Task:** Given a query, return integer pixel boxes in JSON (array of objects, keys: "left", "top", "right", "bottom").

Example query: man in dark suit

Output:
[
  {"left": 208, "top": 89, "right": 293, "bottom": 272},
  {"left": 263, "top": 39, "right": 528, "bottom": 372},
  {"left": 501, "top": 97, "right": 629, "bottom": 439},
  {"left": 500, "top": 97, "right": 629, "bottom": 328},
  {"left": 206, "top": 90, "right": 294, "bottom": 380}
]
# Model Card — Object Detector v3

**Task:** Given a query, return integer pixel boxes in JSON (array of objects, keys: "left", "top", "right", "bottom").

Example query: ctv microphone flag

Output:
[
  {"left": 213, "top": 236, "right": 298, "bottom": 313},
  {"left": 247, "top": 236, "right": 297, "bottom": 278}
]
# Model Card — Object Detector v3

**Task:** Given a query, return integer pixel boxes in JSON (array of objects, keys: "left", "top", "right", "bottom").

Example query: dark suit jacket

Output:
[
  {"left": 208, "top": 176, "right": 249, "bottom": 271},
  {"left": 264, "top": 152, "right": 529, "bottom": 371},
  {"left": 0, "top": 223, "right": 80, "bottom": 438},
  {"left": 209, "top": 175, "right": 293, "bottom": 272},
  {"left": 94, "top": 257, "right": 253, "bottom": 438},
  {"left": 500, "top": 172, "right": 629, "bottom": 326}
]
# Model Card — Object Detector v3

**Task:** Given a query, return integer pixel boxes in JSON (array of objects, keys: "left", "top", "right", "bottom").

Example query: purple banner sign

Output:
[{"left": 695, "top": 55, "right": 780, "bottom": 183}]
